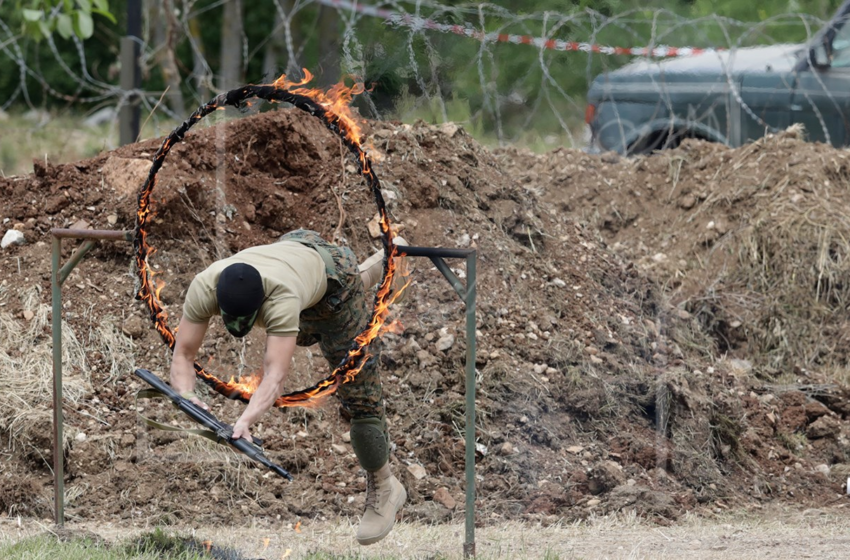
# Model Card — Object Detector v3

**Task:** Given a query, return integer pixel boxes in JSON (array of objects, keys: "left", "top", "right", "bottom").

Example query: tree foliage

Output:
[{"left": 19, "top": 0, "right": 115, "bottom": 40}]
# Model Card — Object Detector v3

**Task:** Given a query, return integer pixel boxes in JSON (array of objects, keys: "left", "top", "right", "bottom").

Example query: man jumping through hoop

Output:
[{"left": 169, "top": 229, "right": 408, "bottom": 545}]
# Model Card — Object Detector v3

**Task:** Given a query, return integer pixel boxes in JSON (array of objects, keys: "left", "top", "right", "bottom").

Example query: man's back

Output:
[{"left": 183, "top": 241, "right": 327, "bottom": 336}]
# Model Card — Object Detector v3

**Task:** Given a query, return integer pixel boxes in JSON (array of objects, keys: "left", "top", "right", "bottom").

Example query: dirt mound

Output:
[
  {"left": 1, "top": 110, "right": 848, "bottom": 529},
  {"left": 502, "top": 128, "right": 850, "bottom": 375}
]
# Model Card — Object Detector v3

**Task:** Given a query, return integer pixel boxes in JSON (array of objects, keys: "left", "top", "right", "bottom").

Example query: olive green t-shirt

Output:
[{"left": 183, "top": 241, "right": 328, "bottom": 336}]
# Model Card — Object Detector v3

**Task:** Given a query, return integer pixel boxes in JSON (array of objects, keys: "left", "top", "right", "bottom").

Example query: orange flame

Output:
[
  {"left": 202, "top": 540, "right": 212, "bottom": 552},
  {"left": 153, "top": 278, "right": 167, "bottom": 304},
  {"left": 270, "top": 69, "right": 366, "bottom": 145},
  {"left": 262, "top": 538, "right": 270, "bottom": 552},
  {"left": 294, "top": 521, "right": 302, "bottom": 533},
  {"left": 362, "top": 138, "right": 384, "bottom": 162},
  {"left": 224, "top": 371, "right": 263, "bottom": 395}
]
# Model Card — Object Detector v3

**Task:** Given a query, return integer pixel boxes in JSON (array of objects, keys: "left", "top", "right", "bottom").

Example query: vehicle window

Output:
[{"left": 833, "top": 20, "right": 850, "bottom": 68}]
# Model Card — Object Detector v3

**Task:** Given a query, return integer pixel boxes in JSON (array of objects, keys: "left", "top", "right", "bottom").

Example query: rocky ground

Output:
[{"left": 0, "top": 109, "right": 848, "bottom": 529}]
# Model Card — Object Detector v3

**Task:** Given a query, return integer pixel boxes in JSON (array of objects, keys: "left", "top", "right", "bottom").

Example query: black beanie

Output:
[{"left": 216, "top": 263, "right": 264, "bottom": 316}]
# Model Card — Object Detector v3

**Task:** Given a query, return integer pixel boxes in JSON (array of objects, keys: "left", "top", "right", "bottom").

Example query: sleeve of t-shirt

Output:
[
  {"left": 262, "top": 295, "right": 301, "bottom": 337},
  {"left": 183, "top": 273, "right": 218, "bottom": 324}
]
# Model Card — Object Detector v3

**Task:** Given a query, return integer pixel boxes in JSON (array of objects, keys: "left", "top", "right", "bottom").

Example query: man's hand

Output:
[
  {"left": 231, "top": 336, "right": 296, "bottom": 441},
  {"left": 180, "top": 391, "right": 210, "bottom": 412},
  {"left": 232, "top": 419, "right": 253, "bottom": 443}
]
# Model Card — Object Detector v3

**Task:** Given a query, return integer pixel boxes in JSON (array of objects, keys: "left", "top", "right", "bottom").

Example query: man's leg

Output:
[
  {"left": 337, "top": 349, "right": 406, "bottom": 545},
  {"left": 298, "top": 241, "right": 406, "bottom": 545}
]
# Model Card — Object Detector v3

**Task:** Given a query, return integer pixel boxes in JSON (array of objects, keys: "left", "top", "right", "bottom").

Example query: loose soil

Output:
[{"left": 0, "top": 109, "right": 848, "bottom": 531}]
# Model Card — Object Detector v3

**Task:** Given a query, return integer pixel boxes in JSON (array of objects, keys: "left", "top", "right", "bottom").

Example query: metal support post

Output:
[
  {"left": 51, "top": 236, "right": 64, "bottom": 526},
  {"left": 51, "top": 228, "right": 134, "bottom": 526},
  {"left": 464, "top": 251, "right": 477, "bottom": 558},
  {"left": 396, "top": 244, "right": 478, "bottom": 557}
]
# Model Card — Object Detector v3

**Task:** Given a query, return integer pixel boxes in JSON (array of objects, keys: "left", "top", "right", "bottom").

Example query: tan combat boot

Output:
[{"left": 356, "top": 463, "right": 407, "bottom": 545}]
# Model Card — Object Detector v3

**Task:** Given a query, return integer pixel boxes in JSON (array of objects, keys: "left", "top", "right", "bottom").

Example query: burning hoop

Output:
[{"left": 133, "top": 70, "right": 403, "bottom": 409}]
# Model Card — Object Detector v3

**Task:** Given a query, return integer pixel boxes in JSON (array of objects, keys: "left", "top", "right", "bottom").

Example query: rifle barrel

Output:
[{"left": 133, "top": 368, "right": 292, "bottom": 480}]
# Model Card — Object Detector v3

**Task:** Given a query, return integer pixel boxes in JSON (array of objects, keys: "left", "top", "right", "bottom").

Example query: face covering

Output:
[{"left": 221, "top": 309, "right": 259, "bottom": 338}]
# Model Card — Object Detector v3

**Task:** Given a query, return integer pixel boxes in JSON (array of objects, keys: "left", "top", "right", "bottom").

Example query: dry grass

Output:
[
  {"left": 0, "top": 283, "right": 137, "bottom": 466},
  {"left": 725, "top": 197, "right": 850, "bottom": 370},
  {"left": 3, "top": 508, "right": 850, "bottom": 559},
  {"left": 0, "top": 288, "right": 90, "bottom": 450},
  {"left": 88, "top": 316, "right": 137, "bottom": 385},
  {"left": 678, "top": 130, "right": 850, "bottom": 375}
]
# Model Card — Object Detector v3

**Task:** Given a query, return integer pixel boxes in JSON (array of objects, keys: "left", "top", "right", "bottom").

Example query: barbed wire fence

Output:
[{"left": 0, "top": 1, "right": 836, "bottom": 153}]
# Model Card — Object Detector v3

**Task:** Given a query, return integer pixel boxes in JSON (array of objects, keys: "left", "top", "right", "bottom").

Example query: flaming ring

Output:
[{"left": 132, "top": 79, "right": 399, "bottom": 409}]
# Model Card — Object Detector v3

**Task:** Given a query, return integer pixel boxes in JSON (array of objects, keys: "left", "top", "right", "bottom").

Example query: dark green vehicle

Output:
[{"left": 586, "top": 1, "right": 850, "bottom": 155}]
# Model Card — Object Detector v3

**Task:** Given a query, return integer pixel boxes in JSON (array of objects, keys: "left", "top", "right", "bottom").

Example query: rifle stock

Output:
[{"left": 133, "top": 368, "right": 292, "bottom": 481}]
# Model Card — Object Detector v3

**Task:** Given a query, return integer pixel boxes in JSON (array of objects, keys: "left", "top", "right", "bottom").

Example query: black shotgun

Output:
[{"left": 133, "top": 368, "right": 292, "bottom": 481}]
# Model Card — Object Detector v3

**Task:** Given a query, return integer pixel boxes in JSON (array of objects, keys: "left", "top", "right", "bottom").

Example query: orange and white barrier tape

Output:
[{"left": 319, "top": 0, "right": 722, "bottom": 57}]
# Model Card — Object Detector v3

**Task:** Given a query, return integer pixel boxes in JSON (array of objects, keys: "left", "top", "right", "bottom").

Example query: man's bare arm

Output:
[
  {"left": 170, "top": 317, "right": 209, "bottom": 409},
  {"left": 232, "top": 335, "right": 297, "bottom": 441}
]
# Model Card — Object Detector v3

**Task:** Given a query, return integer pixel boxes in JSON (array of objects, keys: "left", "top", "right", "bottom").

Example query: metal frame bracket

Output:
[
  {"left": 51, "top": 228, "right": 133, "bottom": 526},
  {"left": 397, "top": 244, "right": 478, "bottom": 558},
  {"left": 50, "top": 236, "right": 479, "bottom": 557}
]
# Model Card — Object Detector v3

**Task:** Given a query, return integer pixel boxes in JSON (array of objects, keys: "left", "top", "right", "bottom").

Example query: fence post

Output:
[
  {"left": 51, "top": 236, "right": 64, "bottom": 526},
  {"left": 463, "top": 252, "right": 477, "bottom": 558},
  {"left": 119, "top": 0, "right": 142, "bottom": 145}
]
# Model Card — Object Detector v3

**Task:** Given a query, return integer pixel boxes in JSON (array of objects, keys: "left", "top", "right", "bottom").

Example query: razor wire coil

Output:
[{"left": 0, "top": 2, "right": 840, "bottom": 149}]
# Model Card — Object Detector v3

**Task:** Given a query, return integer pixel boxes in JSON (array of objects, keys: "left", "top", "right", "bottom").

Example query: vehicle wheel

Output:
[{"left": 627, "top": 129, "right": 708, "bottom": 155}]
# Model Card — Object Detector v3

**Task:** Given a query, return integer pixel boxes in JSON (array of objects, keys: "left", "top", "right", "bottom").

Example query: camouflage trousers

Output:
[{"left": 279, "top": 230, "right": 384, "bottom": 421}]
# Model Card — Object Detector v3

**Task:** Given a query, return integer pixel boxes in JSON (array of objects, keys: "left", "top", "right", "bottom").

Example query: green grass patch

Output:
[
  {"left": 389, "top": 88, "right": 585, "bottom": 152},
  {"left": 0, "top": 529, "right": 211, "bottom": 560},
  {"left": 0, "top": 529, "right": 567, "bottom": 560},
  {"left": 0, "top": 530, "right": 438, "bottom": 560},
  {"left": 0, "top": 112, "right": 118, "bottom": 177}
]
